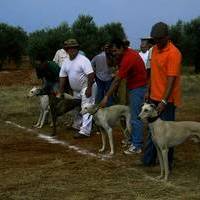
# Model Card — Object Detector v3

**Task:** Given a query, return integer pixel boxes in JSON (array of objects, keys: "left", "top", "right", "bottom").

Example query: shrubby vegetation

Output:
[
  {"left": 0, "top": 23, "right": 28, "bottom": 69},
  {"left": 0, "top": 15, "right": 200, "bottom": 72},
  {"left": 25, "top": 15, "right": 126, "bottom": 64},
  {"left": 169, "top": 17, "right": 200, "bottom": 73}
]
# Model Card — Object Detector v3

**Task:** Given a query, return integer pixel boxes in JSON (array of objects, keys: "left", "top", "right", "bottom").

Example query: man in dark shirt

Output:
[{"left": 35, "top": 57, "right": 60, "bottom": 95}]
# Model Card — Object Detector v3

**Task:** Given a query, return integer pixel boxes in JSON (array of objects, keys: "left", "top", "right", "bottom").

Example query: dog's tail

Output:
[{"left": 126, "top": 113, "right": 132, "bottom": 134}]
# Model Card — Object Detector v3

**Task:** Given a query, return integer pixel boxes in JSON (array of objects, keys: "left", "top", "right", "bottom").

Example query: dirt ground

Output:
[{"left": 0, "top": 69, "right": 200, "bottom": 200}]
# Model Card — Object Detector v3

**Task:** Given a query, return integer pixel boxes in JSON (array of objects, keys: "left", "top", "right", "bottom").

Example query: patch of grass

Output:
[
  {"left": 1, "top": 75, "right": 200, "bottom": 199},
  {"left": 0, "top": 85, "right": 38, "bottom": 121}
]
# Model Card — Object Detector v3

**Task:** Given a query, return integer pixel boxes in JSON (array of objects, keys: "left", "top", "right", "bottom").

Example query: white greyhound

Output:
[
  {"left": 138, "top": 102, "right": 200, "bottom": 181},
  {"left": 81, "top": 104, "right": 131, "bottom": 155},
  {"left": 28, "top": 86, "right": 50, "bottom": 128}
]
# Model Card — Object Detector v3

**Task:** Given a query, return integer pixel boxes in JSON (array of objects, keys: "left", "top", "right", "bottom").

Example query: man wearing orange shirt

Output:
[{"left": 142, "top": 22, "right": 182, "bottom": 170}]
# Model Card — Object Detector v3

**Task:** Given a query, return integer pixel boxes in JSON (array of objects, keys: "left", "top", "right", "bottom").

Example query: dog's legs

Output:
[
  {"left": 154, "top": 143, "right": 164, "bottom": 180},
  {"left": 107, "top": 128, "right": 114, "bottom": 155},
  {"left": 38, "top": 110, "right": 49, "bottom": 128},
  {"left": 49, "top": 96, "right": 57, "bottom": 136},
  {"left": 49, "top": 111, "right": 53, "bottom": 127},
  {"left": 121, "top": 114, "right": 131, "bottom": 147},
  {"left": 51, "top": 111, "right": 57, "bottom": 136},
  {"left": 99, "top": 128, "right": 106, "bottom": 153},
  {"left": 34, "top": 110, "right": 43, "bottom": 128},
  {"left": 121, "top": 127, "right": 129, "bottom": 147},
  {"left": 162, "top": 147, "right": 169, "bottom": 181},
  {"left": 119, "top": 116, "right": 130, "bottom": 147}
]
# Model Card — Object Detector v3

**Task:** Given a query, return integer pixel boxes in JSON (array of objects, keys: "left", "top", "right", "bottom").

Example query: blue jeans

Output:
[
  {"left": 95, "top": 77, "right": 113, "bottom": 106},
  {"left": 143, "top": 100, "right": 175, "bottom": 170},
  {"left": 129, "top": 86, "right": 147, "bottom": 149}
]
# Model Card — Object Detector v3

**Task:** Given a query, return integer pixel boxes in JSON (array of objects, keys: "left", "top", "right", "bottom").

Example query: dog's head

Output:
[
  {"left": 81, "top": 104, "right": 99, "bottom": 115},
  {"left": 27, "top": 86, "right": 41, "bottom": 97},
  {"left": 138, "top": 103, "right": 158, "bottom": 121}
]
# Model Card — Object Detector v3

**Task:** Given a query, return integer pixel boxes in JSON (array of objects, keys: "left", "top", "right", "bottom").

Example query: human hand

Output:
[
  {"left": 56, "top": 93, "right": 64, "bottom": 99},
  {"left": 99, "top": 96, "right": 108, "bottom": 108},
  {"left": 85, "top": 87, "right": 92, "bottom": 98},
  {"left": 144, "top": 91, "right": 150, "bottom": 102},
  {"left": 156, "top": 101, "right": 166, "bottom": 115}
]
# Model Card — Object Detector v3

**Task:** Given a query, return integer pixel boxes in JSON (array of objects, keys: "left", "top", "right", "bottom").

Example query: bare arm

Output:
[
  {"left": 99, "top": 75, "right": 121, "bottom": 107},
  {"left": 145, "top": 76, "right": 151, "bottom": 102},
  {"left": 106, "top": 75, "right": 121, "bottom": 97},
  {"left": 85, "top": 72, "right": 95, "bottom": 98},
  {"left": 157, "top": 76, "right": 176, "bottom": 113},
  {"left": 59, "top": 77, "right": 67, "bottom": 95},
  {"left": 162, "top": 76, "right": 176, "bottom": 101}
]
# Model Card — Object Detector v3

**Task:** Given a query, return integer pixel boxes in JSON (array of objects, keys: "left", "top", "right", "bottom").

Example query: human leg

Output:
[
  {"left": 124, "top": 86, "right": 146, "bottom": 154},
  {"left": 142, "top": 129, "right": 157, "bottom": 165},
  {"left": 79, "top": 84, "right": 97, "bottom": 136},
  {"left": 95, "top": 77, "right": 105, "bottom": 104},
  {"left": 71, "top": 91, "right": 82, "bottom": 130},
  {"left": 104, "top": 79, "right": 114, "bottom": 106}
]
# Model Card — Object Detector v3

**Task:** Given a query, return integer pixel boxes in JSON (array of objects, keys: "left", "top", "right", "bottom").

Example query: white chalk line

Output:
[
  {"left": 4, "top": 120, "right": 185, "bottom": 189},
  {"left": 5, "top": 120, "right": 110, "bottom": 161}
]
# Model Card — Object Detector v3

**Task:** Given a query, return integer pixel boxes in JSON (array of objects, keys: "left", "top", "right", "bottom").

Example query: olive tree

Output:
[{"left": 0, "top": 23, "right": 28, "bottom": 69}]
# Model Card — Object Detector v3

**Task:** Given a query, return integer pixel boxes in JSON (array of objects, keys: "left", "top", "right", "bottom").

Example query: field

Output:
[{"left": 0, "top": 69, "right": 200, "bottom": 200}]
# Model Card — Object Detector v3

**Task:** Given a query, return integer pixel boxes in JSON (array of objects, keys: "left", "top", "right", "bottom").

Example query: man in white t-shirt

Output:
[
  {"left": 53, "top": 41, "right": 69, "bottom": 67},
  {"left": 139, "top": 37, "right": 154, "bottom": 79},
  {"left": 59, "top": 38, "right": 96, "bottom": 138},
  {"left": 139, "top": 39, "right": 149, "bottom": 68}
]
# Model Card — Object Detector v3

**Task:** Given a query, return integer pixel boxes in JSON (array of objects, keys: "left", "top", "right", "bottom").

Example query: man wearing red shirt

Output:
[{"left": 100, "top": 38, "right": 147, "bottom": 154}]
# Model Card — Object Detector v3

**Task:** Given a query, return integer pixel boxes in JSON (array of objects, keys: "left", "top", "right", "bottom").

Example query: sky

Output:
[{"left": 0, "top": 0, "right": 200, "bottom": 48}]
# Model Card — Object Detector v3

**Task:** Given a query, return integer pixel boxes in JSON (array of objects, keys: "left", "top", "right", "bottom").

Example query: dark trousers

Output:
[
  {"left": 95, "top": 77, "right": 113, "bottom": 106},
  {"left": 142, "top": 101, "right": 176, "bottom": 170}
]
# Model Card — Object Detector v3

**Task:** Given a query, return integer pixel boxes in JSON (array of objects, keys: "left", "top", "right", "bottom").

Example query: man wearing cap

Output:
[
  {"left": 142, "top": 22, "right": 182, "bottom": 170},
  {"left": 59, "top": 38, "right": 96, "bottom": 138},
  {"left": 91, "top": 43, "right": 115, "bottom": 106},
  {"left": 53, "top": 41, "right": 69, "bottom": 67}
]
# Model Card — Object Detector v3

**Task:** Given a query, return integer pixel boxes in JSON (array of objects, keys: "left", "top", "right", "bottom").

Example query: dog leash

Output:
[{"left": 87, "top": 104, "right": 101, "bottom": 119}]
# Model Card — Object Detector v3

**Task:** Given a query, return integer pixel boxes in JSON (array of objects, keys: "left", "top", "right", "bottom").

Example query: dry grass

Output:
[{"left": 0, "top": 70, "right": 200, "bottom": 199}]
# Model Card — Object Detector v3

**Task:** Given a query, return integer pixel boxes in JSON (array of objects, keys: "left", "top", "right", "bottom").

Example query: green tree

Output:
[
  {"left": 169, "top": 20, "right": 184, "bottom": 50},
  {"left": 71, "top": 15, "right": 99, "bottom": 59},
  {"left": 97, "top": 22, "right": 126, "bottom": 52},
  {"left": 0, "top": 23, "right": 28, "bottom": 69},
  {"left": 28, "top": 22, "right": 71, "bottom": 62},
  {"left": 28, "top": 15, "right": 127, "bottom": 62},
  {"left": 99, "top": 22, "right": 126, "bottom": 43},
  {"left": 169, "top": 17, "right": 200, "bottom": 73},
  {"left": 184, "top": 17, "right": 200, "bottom": 73}
]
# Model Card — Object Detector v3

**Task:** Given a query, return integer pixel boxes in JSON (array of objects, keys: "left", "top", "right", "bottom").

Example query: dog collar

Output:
[
  {"left": 147, "top": 116, "right": 159, "bottom": 123},
  {"left": 87, "top": 107, "right": 100, "bottom": 120}
]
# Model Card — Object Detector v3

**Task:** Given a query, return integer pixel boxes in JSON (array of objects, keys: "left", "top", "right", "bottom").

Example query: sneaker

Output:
[
  {"left": 74, "top": 132, "right": 89, "bottom": 139},
  {"left": 124, "top": 144, "right": 142, "bottom": 154}
]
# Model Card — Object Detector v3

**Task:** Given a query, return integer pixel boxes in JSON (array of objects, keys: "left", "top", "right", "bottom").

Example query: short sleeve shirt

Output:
[
  {"left": 117, "top": 48, "right": 147, "bottom": 90},
  {"left": 59, "top": 54, "right": 94, "bottom": 92},
  {"left": 139, "top": 50, "right": 149, "bottom": 69},
  {"left": 53, "top": 49, "right": 69, "bottom": 67},
  {"left": 91, "top": 52, "right": 113, "bottom": 81},
  {"left": 150, "top": 42, "right": 182, "bottom": 106}
]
